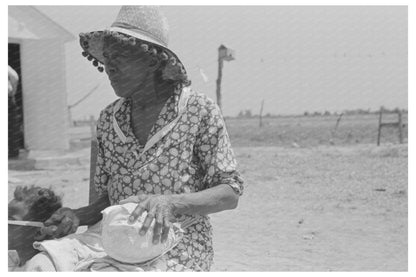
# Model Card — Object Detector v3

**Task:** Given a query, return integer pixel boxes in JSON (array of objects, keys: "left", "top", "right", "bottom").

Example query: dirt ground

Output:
[
  {"left": 8, "top": 143, "right": 407, "bottom": 271},
  {"left": 210, "top": 144, "right": 407, "bottom": 271}
]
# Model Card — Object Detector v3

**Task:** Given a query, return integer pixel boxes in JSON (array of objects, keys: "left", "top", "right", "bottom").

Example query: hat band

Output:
[{"left": 109, "top": 22, "right": 167, "bottom": 48}]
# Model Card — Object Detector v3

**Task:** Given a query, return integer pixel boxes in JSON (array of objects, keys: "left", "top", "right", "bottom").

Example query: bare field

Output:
[
  {"left": 226, "top": 113, "right": 408, "bottom": 148},
  {"left": 8, "top": 114, "right": 408, "bottom": 271}
]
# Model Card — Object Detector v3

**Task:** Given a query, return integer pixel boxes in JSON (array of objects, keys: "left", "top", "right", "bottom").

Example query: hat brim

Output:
[{"left": 79, "top": 27, "right": 185, "bottom": 72}]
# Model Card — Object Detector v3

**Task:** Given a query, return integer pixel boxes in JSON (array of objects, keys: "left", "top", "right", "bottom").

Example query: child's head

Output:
[
  {"left": 8, "top": 186, "right": 63, "bottom": 265},
  {"left": 8, "top": 185, "right": 62, "bottom": 221}
]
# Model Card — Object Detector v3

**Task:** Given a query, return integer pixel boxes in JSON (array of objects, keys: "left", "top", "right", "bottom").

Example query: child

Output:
[{"left": 8, "top": 186, "right": 62, "bottom": 267}]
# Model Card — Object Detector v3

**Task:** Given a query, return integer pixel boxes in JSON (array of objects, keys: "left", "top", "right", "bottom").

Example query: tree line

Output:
[{"left": 233, "top": 108, "right": 408, "bottom": 119}]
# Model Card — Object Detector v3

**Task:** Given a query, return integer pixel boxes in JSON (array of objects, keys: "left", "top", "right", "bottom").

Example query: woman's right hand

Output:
[{"left": 35, "top": 207, "right": 80, "bottom": 240}]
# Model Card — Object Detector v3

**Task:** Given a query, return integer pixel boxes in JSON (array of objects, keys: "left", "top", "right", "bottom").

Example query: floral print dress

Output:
[{"left": 93, "top": 86, "right": 244, "bottom": 271}]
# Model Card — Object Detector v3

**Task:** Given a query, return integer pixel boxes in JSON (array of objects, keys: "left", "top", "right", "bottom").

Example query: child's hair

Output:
[{"left": 12, "top": 186, "right": 62, "bottom": 221}]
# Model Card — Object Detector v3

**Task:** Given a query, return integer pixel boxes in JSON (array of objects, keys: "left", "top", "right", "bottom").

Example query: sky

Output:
[{"left": 33, "top": 5, "right": 407, "bottom": 119}]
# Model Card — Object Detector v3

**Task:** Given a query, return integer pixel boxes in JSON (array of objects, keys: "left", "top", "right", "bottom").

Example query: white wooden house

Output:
[{"left": 8, "top": 6, "right": 74, "bottom": 153}]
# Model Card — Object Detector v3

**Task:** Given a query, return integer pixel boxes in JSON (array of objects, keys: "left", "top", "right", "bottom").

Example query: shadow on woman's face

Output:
[{"left": 102, "top": 38, "right": 154, "bottom": 98}]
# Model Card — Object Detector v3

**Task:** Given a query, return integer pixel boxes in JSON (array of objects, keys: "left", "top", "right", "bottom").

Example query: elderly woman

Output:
[{"left": 25, "top": 6, "right": 243, "bottom": 272}]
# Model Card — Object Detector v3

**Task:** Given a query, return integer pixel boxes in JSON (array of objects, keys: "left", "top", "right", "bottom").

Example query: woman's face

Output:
[{"left": 102, "top": 38, "right": 154, "bottom": 98}]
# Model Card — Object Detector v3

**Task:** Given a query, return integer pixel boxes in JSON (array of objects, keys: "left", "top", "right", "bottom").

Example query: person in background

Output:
[
  {"left": 8, "top": 65, "right": 20, "bottom": 158},
  {"left": 8, "top": 65, "right": 19, "bottom": 102}
]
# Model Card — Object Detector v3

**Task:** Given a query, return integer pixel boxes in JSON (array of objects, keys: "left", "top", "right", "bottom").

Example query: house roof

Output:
[{"left": 8, "top": 6, "right": 75, "bottom": 42}]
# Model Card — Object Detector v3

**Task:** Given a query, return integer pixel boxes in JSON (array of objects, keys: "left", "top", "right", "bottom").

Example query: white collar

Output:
[{"left": 112, "top": 87, "right": 192, "bottom": 157}]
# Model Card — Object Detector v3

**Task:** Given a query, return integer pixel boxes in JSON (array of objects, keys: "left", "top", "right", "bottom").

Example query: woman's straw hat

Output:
[{"left": 79, "top": 6, "right": 186, "bottom": 76}]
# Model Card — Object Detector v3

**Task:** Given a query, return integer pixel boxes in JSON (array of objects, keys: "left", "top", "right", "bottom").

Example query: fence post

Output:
[
  {"left": 259, "top": 99, "right": 264, "bottom": 128},
  {"left": 398, "top": 109, "right": 403, "bottom": 144},
  {"left": 377, "top": 106, "right": 383, "bottom": 146},
  {"left": 89, "top": 115, "right": 96, "bottom": 139},
  {"left": 89, "top": 138, "right": 99, "bottom": 205}
]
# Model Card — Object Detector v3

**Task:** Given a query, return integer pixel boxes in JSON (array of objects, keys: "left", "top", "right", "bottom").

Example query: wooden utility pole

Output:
[
  {"left": 216, "top": 44, "right": 235, "bottom": 112},
  {"left": 216, "top": 58, "right": 224, "bottom": 111}
]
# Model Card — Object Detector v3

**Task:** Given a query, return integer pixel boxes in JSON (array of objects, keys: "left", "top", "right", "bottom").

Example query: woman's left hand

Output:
[{"left": 119, "top": 194, "right": 178, "bottom": 244}]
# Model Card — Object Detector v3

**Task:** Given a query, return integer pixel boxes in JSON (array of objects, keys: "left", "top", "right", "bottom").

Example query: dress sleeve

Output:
[
  {"left": 194, "top": 101, "right": 244, "bottom": 195},
  {"left": 93, "top": 111, "right": 110, "bottom": 196}
]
